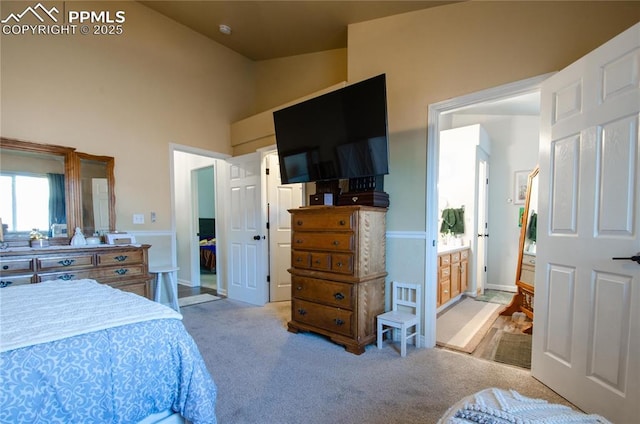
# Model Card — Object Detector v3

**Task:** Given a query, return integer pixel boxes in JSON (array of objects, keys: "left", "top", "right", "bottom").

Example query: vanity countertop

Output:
[{"left": 438, "top": 244, "right": 470, "bottom": 254}]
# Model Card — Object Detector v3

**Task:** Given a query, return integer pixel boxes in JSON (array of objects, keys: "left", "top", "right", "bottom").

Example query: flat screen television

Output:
[{"left": 273, "top": 74, "right": 389, "bottom": 185}]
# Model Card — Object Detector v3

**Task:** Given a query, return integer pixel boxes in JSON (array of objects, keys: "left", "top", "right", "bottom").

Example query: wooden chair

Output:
[{"left": 377, "top": 281, "right": 421, "bottom": 357}]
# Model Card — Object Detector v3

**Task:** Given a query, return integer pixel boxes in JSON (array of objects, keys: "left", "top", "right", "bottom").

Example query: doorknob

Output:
[
  {"left": 612, "top": 255, "right": 640, "bottom": 265},
  {"left": 253, "top": 235, "right": 261, "bottom": 241}
]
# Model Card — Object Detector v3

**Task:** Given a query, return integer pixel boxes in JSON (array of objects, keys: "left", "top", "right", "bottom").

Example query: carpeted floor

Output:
[
  {"left": 178, "top": 293, "right": 221, "bottom": 307},
  {"left": 180, "top": 299, "right": 575, "bottom": 424}
]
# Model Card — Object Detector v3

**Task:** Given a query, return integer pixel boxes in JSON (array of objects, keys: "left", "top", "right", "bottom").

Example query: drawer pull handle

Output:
[
  {"left": 297, "top": 308, "right": 307, "bottom": 316},
  {"left": 332, "top": 241, "right": 340, "bottom": 246},
  {"left": 296, "top": 257, "right": 302, "bottom": 262},
  {"left": 444, "top": 290, "right": 449, "bottom": 294},
  {"left": 2, "top": 265, "right": 8, "bottom": 270},
  {"left": 334, "top": 292, "right": 344, "bottom": 300},
  {"left": 297, "top": 286, "right": 302, "bottom": 291},
  {"left": 115, "top": 268, "right": 128, "bottom": 275},
  {"left": 334, "top": 318, "right": 345, "bottom": 326},
  {"left": 295, "top": 239, "right": 303, "bottom": 244},
  {"left": 58, "top": 259, "right": 75, "bottom": 267},
  {"left": 114, "top": 255, "right": 128, "bottom": 262},
  {"left": 297, "top": 220, "right": 303, "bottom": 226},
  {"left": 58, "top": 274, "right": 74, "bottom": 281},
  {"left": 339, "top": 220, "right": 346, "bottom": 226},
  {"left": 0, "top": 280, "right": 13, "bottom": 288},
  {"left": 314, "top": 260, "right": 322, "bottom": 264},
  {"left": 336, "top": 262, "right": 342, "bottom": 267}
]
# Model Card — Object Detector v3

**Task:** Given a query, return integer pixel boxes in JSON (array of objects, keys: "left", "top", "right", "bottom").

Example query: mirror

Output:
[
  {"left": 517, "top": 167, "right": 538, "bottom": 287},
  {"left": 502, "top": 166, "right": 538, "bottom": 324},
  {"left": 77, "top": 153, "right": 115, "bottom": 237},
  {"left": 0, "top": 137, "right": 115, "bottom": 245}
]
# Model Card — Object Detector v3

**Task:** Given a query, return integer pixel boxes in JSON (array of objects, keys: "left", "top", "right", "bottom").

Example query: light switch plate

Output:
[{"left": 133, "top": 213, "right": 144, "bottom": 224}]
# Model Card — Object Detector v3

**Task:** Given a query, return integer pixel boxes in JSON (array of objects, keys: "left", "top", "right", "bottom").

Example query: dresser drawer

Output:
[
  {"left": 292, "top": 212, "right": 354, "bottom": 231},
  {"left": 0, "top": 257, "right": 34, "bottom": 273},
  {"left": 292, "top": 232, "right": 354, "bottom": 251},
  {"left": 309, "top": 252, "right": 332, "bottom": 271},
  {"left": 1, "top": 274, "right": 34, "bottom": 288},
  {"left": 97, "top": 250, "right": 144, "bottom": 266},
  {"left": 37, "top": 254, "right": 95, "bottom": 271},
  {"left": 440, "top": 279, "right": 451, "bottom": 304},
  {"left": 39, "top": 270, "right": 94, "bottom": 282},
  {"left": 292, "top": 251, "right": 311, "bottom": 268},
  {"left": 292, "top": 276, "right": 353, "bottom": 308},
  {"left": 440, "top": 254, "right": 451, "bottom": 266},
  {"left": 91, "top": 264, "right": 146, "bottom": 280},
  {"left": 331, "top": 253, "right": 353, "bottom": 274},
  {"left": 292, "top": 299, "right": 353, "bottom": 337}
]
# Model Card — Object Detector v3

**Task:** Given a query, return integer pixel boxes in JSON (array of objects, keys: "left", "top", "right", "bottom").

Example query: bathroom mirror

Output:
[{"left": 0, "top": 137, "right": 116, "bottom": 244}]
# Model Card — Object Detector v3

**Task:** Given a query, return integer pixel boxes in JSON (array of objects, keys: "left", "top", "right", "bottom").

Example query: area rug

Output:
[
  {"left": 178, "top": 293, "right": 221, "bottom": 307},
  {"left": 475, "top": 290, "right": 515, "bottom": 305},
  {"left": 492, "top": 331, "right": 532, "bottom": 369},
  {"left": 436, "top": 298, "right": 503, "bottom": 353}
]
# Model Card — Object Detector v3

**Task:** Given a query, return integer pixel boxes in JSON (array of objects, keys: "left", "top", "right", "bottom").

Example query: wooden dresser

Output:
[
  {"left": 287, "top": 205, "right": 387, "bottom": 355},
  {"left": 437, "top": 247, "right": 469, "bottom": 307},
  {"left": 0, "top": 244, "right": 152, "bottom": 298}
]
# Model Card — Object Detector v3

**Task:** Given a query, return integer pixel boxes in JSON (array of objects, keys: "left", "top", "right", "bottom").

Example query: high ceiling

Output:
[{"left": 139, "top": 1, "right": 461, "bottom": 61}]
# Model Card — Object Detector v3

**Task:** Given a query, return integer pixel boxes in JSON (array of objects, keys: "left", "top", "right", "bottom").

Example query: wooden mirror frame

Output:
[
  {"left": 0, "top": 137, "right": 116, "bottom": 245},
  {"left": 502, "top": 166, "right": 539, "bottom": 326}
]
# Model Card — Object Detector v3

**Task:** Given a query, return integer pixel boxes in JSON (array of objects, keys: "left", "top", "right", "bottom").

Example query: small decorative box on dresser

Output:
[
  {"left": 0, "top": 244, "right": 153, "bottom": 298},
  {"left": 287, "top": 205, "right": 387, "bottom": 355}
]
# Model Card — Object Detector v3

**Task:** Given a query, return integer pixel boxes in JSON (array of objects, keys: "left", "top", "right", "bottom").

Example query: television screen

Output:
[{"left": 273, "top": 74, "right": 388, "bottom": 184}]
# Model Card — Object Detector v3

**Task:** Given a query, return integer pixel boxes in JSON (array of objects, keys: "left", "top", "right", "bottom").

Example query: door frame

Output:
[
  {"left": 170, "top": 143, "right": 230, "bottom": 291},
  {"left": 424, "top": 73, "right": 553, "bottom": 348}
]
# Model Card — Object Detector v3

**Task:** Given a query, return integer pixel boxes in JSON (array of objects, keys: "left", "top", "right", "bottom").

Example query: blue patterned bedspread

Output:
[{"left": 0, "top": 319, "right": 217, "bottom": 424}]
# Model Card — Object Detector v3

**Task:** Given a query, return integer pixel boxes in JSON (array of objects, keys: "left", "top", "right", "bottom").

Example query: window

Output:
[{"left": 0, "top": 174, "right": 50, "bottom": 232}]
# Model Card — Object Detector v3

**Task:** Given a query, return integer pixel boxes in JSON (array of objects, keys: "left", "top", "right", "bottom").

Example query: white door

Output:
[
  {"left": 533, "top": 22, "right": 639, "bottom": 422},
  {"left": 475, "top": 150, "right": 489, "bottom": 295},
  {"left": 267, "top": 153, "right": 304, "bottom": 302},
  {"left": 227, "top": 152, "right": 268, "bottom": 305}
]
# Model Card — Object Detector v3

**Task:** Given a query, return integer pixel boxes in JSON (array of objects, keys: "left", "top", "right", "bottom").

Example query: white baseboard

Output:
[{"left": 486, "top": 284, "right": 517, "bottom": 292}]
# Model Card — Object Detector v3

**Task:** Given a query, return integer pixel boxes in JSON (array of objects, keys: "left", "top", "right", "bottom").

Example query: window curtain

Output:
[{"left": 48, "top": 173, "right": 66, "bottom": 227}]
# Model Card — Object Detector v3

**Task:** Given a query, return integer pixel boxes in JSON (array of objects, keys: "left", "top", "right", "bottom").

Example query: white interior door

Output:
[
  {"left": 475, "top": 149, "right": 489, "bottom": 295},
  {"left": 533, "top": 22, "right": 639, "bottom": 422},
  {"left": 227, "top": 152, "right": 268, "bottom": 306},
  {"left": 267, "top": 153, "right": 303, "bottom": 302}
]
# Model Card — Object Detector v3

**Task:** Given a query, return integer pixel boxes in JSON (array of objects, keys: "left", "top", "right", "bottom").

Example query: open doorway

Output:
[
  {"left": 426, "top": 74, "right": 550, "bottom": 369},
  {"left": 193, "top": 165, "right": 217, "bottom": 294}
]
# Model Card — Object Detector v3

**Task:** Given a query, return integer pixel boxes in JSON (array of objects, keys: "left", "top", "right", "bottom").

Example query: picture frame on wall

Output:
[{"left": 514, "top": 170, "right": 530, "bottom": 205}]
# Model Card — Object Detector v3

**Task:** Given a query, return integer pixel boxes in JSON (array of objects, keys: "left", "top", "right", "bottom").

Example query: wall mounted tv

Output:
[{"left": 273, "top": 74, "right": 389, "bottom": 185}]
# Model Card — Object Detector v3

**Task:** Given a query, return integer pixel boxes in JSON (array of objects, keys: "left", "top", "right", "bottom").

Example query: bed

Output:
[
  {"left": 0, "top": 279, "right": 217, "bottom": 424},
  {"left": 438, "top": 388, "right": 611, "bottom": 423},
  {"left": 199, "top": 218, "right": 216, "bottom": 272}
]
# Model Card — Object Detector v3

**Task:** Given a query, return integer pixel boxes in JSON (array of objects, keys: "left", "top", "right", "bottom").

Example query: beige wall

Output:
[
  {"left": 1, "top": 0, "right": 255, "bottom": 232},
  {"left": 346, "top": 1, "right": 639, "bottom": 288},
  {"left": 348, "top": 1, "right": 639, "bottom": 232},
  {"left": 254, "top": 48, "right": 347, "bottom": 112}
]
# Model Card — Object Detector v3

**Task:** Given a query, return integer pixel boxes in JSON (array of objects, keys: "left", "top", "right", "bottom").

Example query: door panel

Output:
[
  {"left": 227, "top": 153, "right": 268, "bottom": 305},
  {"left": 534, "top": 22, "right": 639, "bottom": 422},
  {"left": 268, "top": 153, "right": 303, "bottom": 302}
]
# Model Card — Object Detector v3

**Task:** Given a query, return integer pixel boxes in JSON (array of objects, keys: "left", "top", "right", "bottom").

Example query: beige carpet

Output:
[
  {"left": 178, "top": 293, "right": 221, "bottom": 307},
  {"left": 436, "top": 297, "right": 504, "bottom": 353}
]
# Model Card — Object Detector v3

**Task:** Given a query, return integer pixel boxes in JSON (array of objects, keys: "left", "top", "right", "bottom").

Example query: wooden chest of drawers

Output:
[
  {"left": 287, "top": 206, "right": 387, "bottom": 355},
  {"left": 0, "top": 244, "right": 152, "bottom": 298}
]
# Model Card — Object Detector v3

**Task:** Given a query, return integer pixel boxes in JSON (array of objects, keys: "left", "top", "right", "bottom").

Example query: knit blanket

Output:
[
  {"left": 437, "top": 388, "right": 612, "bottom": 424},
  {"left": 0, "top": 279, "right": 181, "bottom": 352}
]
